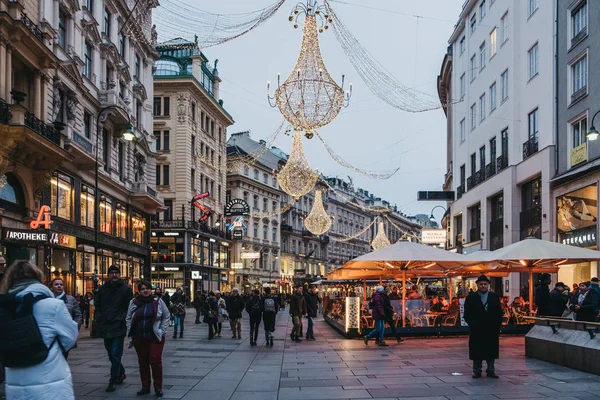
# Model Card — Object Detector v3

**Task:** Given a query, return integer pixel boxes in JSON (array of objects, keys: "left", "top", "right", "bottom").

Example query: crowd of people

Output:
[{"left": 534, "top": 273, "right": 600, "bottom": 322}]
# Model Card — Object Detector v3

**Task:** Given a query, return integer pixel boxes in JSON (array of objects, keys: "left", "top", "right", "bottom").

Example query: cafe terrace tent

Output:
[{"left": 474, "top": 237, "right": 600, "bottom": 313}]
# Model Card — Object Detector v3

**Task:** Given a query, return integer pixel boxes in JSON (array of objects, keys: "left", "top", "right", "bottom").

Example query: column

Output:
[
  {"left": 5, "top": 45, "right": 11, "bottom": 101},
  {"left": 34, "top": 72, "right": 41, "bottom": 118},
  {"left": 0, "top": 40, "right": 5, "bottom": 101}
]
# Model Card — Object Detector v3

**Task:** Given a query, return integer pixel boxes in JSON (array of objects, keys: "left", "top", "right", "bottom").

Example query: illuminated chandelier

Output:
[
  {"left": 267, "top": 0, "right": 351, "bottom": 139},
  {"left": 304, "top": 190, "right": 331, "bottom": 235},
  {"left": 277, "top": 130, "right": 318, "bottom": 198},
  {"left": 371, "top": 221, "right": 391, "bottom": 251}
]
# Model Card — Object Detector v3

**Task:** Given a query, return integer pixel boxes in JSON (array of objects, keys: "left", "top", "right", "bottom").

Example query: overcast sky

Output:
[{"left": 154, "top": 0, "right": 464, "bottom": 219}]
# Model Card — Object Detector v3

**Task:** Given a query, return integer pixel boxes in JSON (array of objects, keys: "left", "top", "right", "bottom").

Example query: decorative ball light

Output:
[
  {"left": 304, "top": 189, "right": 331, "bottom": 235},
  {"left": 277, "top": 130, "right": 318, "bottom": 198},
  {"left": 371, "top": 221, "right": 391, "bottom": 251}
]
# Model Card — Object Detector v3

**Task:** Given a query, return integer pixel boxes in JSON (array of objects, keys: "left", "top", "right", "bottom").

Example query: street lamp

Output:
[
  {"left": 94, "top": 106, "right": 134, "bottom": 290},
  {"left": 587, "top": 110, "right": 600, "bottom": 141},
  {"left": 429, "top": 205, "right": 447, "bottom": 224}
]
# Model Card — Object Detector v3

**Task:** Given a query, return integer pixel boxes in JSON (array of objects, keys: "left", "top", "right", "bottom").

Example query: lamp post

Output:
[
  {"left": 94, "top": 106, "right": 134, "bottom": 291},
  {"left": 587, "top": 110, "right": 600, "bottom": 141},
  {"left": 429, "top": 205, "right": 447, "bottom": 226}
]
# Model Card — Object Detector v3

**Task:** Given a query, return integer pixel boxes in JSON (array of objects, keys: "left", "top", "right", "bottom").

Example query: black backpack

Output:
[{"left": 0, "top": 293, "right": 59, "bottom": 368}]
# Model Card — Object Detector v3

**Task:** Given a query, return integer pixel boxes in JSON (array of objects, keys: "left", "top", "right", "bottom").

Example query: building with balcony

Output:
[
  {"left": 439, "top": 0, "right": 555, "bottom": 298},
  {"left": 0, "top": 0, "right": 162, "bottom": 295},
  {"left": 151, "top": 38, "right": 234, "bottom": 296},
  {"left": 226, "top": 131, "right": 283, "bottom": 293}
]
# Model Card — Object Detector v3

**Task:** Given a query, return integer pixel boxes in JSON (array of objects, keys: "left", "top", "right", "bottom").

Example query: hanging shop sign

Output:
[
  {"left": 421, "top": 229, "right": 447, "bottom": 244},
  {"left": 30, "top": 205, "right": 53, "bottom": 230},
  {"left": 192, "top": 192, "right": 212, "bottom": 222},
  {"left": 54, "top": 233, "right": 77, "bottom": 249},
  {"left": 225, "top": 199, "right": 250, "bottom": 216},
  {"left": 233, "top": 230, "right": 243, "bottom": 240},
  {"left": 231, "top": 262, "right": 243, "bottom": 269},
  {"left": 191, "top": 271, "right": 201, "bottom": 279},
  {"left": 240, "top": 252, "right": 261, "bottom": 259},
  {"left": 3, "top": 228, "right": 49, "bottom": 243}
]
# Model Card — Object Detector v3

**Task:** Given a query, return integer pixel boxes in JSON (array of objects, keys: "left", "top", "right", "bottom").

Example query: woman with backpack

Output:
[
  {"left": 0, "top": 260, "right": 78, "bottom": 399},
  {"left": 245, "top": 289, "right": 262, "bottom": 346},
  {"left": 261, "top": 287, "right": 278, "bottom": 347},
  {"left": 203, "top": 291, "right": 219, "bottom": 339},
  {"left": 125, "top": 280, "right": 170, "bottom": 397},
  {"left": 170, "top": 288, "right": 186, "bottom": 339}
]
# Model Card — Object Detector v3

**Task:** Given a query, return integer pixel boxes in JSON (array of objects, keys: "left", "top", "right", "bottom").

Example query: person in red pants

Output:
[{"left": 126, "top": 280, "right": 170, "bottom": 397}]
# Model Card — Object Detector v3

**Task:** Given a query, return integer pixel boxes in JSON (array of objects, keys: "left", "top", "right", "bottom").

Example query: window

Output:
[
  {"left": 191, "top": 169, "right": 196, "bottom": 189},
  {"left": 470, "top": 13, "right": 477, "bottom": 34},
  {"left": 479, "top": 42, "right": 486, "bottom": 70},
  {"left": 480, "top": 1, "right": 486, "bottom": 19},
  {"left": 460, "top": 118, "right": 466, "bottom": 143},
  {"left": 490, "top": 137, "right": 497, "bottom": 161},
  {"left": 99, "top": 196, "right": 113, "bottom": 234},
  {"left": 58, "top": 10, "right": 67, "bottom": 48},
  {"left": 153, "top": 97, "right": 161, "bottom": 116},
  {"left": 470, "top": 54, "right": 476, "bottom": 82},
  {"left": 528, "top": 0, "right": 538, "bottom": 17},
  {"left": 253, "top": 195, "right": 259, "bottom": 209},
  {"left": 263, "top": 173, "right": 268, "bottom": 184},
  {"left": 243, "top": 167, "right": 249, "bottom": 176},
  {"left": 86, "top": 0, "right": 93, "bottom": 13},
  {"left": 479, "top": 146, "right": 486, "bottom": 169},
  {"left": 470, "top": 104, "right": 476, "bottom": 130},
  {"left": 459, "top": 36, "right": 465, "bottom": 55},
  {"left": 191, "top": 101, "right": 196, "bottom": 121},
  {"left": 191, "top": 135, "right": 196, "bottom": 155},
  {"left": 131, "top": 212, "right": 145, "bottom": 244},
  {"left": 490, "top": 28, "right": 497, "bottom": 57},
  {"left": 571, "top": 55, "right": 588, "bottom": 96},
  {"left": 263, "top": 198, "right": 268, "bottom": 211},
  {"left": 489, "top": 82, "right": 497, "bottom": 112},
  {"left": 243, "top": 191, "right": 249, "bottom": 203},
  {"left": 117, "top": 141, "right": 124, "bottom": 180},
  {"left": 571, "top": 1, "right": 588, "bottom": 41},
  {"left": 80, "top": 185, "right": 94, "bottom": 228},
  {"left": 163, "top": 131, "right": 170, "bottom": 151},
  {"left": 501, "top": 69, "right": 509, "bottom": 100},
  {"left": 470, "top": 153, "right": 476, "bottom": 176},
  {"left": 460, "top": 165, "right": 466, "bottom": 188},
  {"left": 51, "top": 173, "right": 73, "bottom": 221},
  {"left": 84, "top": 42, "right": 92, "bottom": 79},
  {"left": 254, "top": 169, "right": 259, "bottom": 180},
  {"left": 501, "top": 129, "right": 508, "bottom": 156},
  {"left": 572, "top": 116, "right": 588, "bottom": 148},
  {"left": 479, "top": 94, "right": 486, "bottom": 122},
  {"left": 163, "top": 97, "right": 170, "bottom": 116},
  {"left": 115, "top": 204, "right": 127, "bottom": 239},
  {"left": 522, "top": 178, "right": 541, "bottom": 211},
  {"left": 83, "top": 111, "right": 91, "bottom": 138},
  {"left": 103, "top": 8, "right": 111, "bottom": 38},
  {"left": 528, "top": 108, "right": 539, "bottom": 140},
  {"left": 135, "top": 55, "right": 140, "bottom": 78},
  {"left": 163, "top": 165, "right": 170, "bottom": 185},
  {"left": 272, "top": 227, "right": 277, "bottom": 242},
  {"left": 253, "top": 224, "right": 258, "bottom": 238},
  {"left": 118, "top": 32, "right": 125, "bottom": 56},
  {"left": 459, "top": 73, "right": 465, "bottom": 99},
  {"left": 501, "top": 12, "right": 509, "bottom": 43},
  {"left": 528, "top": 42, "right": 539, "bottom": 80}
]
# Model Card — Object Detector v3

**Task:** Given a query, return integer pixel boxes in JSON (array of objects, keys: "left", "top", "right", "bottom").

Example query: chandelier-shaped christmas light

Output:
[
  {"left": 304, "top": 190, "right": 332, "bottom": 235},
  {"left": 371, "top": 221, "right": 391, "bottom": 251},
  {"left": 277, "top": 130, "right": 318, "bottom": 198},
  {"left": 267, "top": 0, "right": 351, "bottom": 138}
]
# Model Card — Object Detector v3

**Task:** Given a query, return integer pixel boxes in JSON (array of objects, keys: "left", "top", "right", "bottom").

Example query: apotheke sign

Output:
[{"left": 4, "top": 229, "right": 49, "bottom": 242}]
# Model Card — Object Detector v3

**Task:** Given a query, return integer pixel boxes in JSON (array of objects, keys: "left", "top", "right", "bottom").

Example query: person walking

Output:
[
  {"left": 261, "top": 287, "right": 279, "bottom": 346},
  {"left": 228, "top": 288, "right": 244, "bottom": 339},
  {"left": 194, "top": 290, "right": 204, "bottom": 324},
  {"left": 382, "top": 286, "right": 403, "bottom": 343},
  {"left": 126, "top": 280, "right": 170, "bottom": 397},
  {"left": 534, "top": 273, "right": 552, "bottom": 316},
  {"left": 170, "top": 288, "right": 186, "bottom": 339},
  {"left": 94, "top": 265, "right": 133, "bottom": 392},
  {"left": 80, "top": 292, "right": 93, "bottom": 329},
  {"left": 216, "top": 291, "right": 227, "bottom": 337},
  {"left": 0, "top": 261, "right": 78, "bottom": 399},
  {"left": 464, "top": 275, "right": 502, "bottom": 379},
  {"left": 246, "top": 289, "right": 262, "bottom": 346},
  {"left": 363, "top": 286, "right": 387, "bottom": 346},
  {"left": 204, "top": 291, "right": 219, "bottom": 339},
  {"left": 569, "top": 282, "right": 600, "bottom": 322},
  {"left": 304, "top": 286, "right": 319, "bottom": 340},
  {"left": 289, "top": 285, "right": 307, "bottom": 342},
  {"left": 163, "top": 290, "right": 172, "bottom": 327}
]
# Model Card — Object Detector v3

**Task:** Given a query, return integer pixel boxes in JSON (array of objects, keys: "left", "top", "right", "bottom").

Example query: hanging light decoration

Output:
[
  {"left": 371, "top": 221, "right": 391, "bottom": 251},
  {"left": 0, "top": 174, "right": 7, "bottom": 190},
  {"left": 267, "top": 0, "right": 351, "bottom": 138},
  {"left": 304, "top": 190, "right": 331, "bottom": 235},
  {"left": 277, "top": 130, "right": 318, "bottom": 198}
]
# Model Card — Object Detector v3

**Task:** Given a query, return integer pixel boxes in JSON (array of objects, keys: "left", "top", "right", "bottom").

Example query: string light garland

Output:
[
  {"left": 226, "top": 120, "right": 287, "bottom": 174},
  {"left": 249, "top": 198, "right": 297, "bottom": 219},
  {"left": 321, "top": 179, "right": 391, "bottom": 213},
  {"left": 304, "top": 190, "right": 332, "bottom": 235},
  {"left": 277, "top": 130, "right": 318, "bottom": 198},
  {"left": 267, "top": 2, "right": 351, "bottom": 138},
  {"left": 371, "top": 221, "right": 391, "bottom": 250},
  {"left": 382, "top": 213, "right": 422, "bottom": 243},
  {"left": 330, "top": 217, "right": 378, "bottom": 243},
  {"left": 314, "top": 131, "right": 400, "bottom": 179}
]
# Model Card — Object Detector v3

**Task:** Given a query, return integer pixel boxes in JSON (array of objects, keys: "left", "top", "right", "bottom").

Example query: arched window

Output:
[
  {"left": 154, "top": 59, "right": 181, "bottom": 76},
  {"left": 0, "top": 173, "right": 25, "bottom": 206}
]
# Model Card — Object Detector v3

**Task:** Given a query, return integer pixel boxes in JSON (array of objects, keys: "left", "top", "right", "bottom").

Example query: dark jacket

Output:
[
  {"left": 463, "top": 291, "right": 502, "bottom": 361},
  {"left": 227, "top": 295, "right": 245, "bottom": 319},
  {"left": 549, "top": 289, "right": 568, "bottom": 317},
  {"left": 380, "top": 292, "right": 394, "bottom": 320},
  {"left": 162, "top": 292, "right": 171, "bottom": 309},
  {"left": 245, "top": 295, "right": 262, "bottom": 319},
  {"left": 570, "top": 289, "right": 599, "bottom": 322},
  {"left": 170, "top": 292, "right": 187, "bottom": 316},
  {"left": 203, "top": 295, "right": 218, "bottom": 322},
  {"left": 194, "top": 292, "right": 204, "bottom": 310},
  {"left": 94, "top": 279, "right": 133, "bottom": 338},
  {"left": 289, "top": 292, "right": 307, "bottom": 317},
  {"left": 370, "top": 292, "right": 385, "bottom": 321},
  {"left": 304, "top": 292, "right": 319, "bottom": 318},
  {"left": 534, "top": 282, "right": 551, "bottom": 316}
]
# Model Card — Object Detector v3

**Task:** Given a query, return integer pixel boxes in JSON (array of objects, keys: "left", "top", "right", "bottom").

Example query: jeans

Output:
[
  {"left": 103, "top": 337, "right": 125, "bottom": 384},
  {"left": 208, "top": 320, "right": 218, "bottom": 339},
  {"left": 384, "top": 316, "right": 400, "bottom": 338},
  {"left": 133, "top": 336, "right": 165, "bottom": 390},
  {"left": 291, "top": 315, "right": 301, "bottom": 338},
  {"left": 83, "top": 310, "right": 90, "bottom": 327},
  {"left": 367, "top": 319, "right": 385, "bottom": 341},
  {"left": 306, "top": 316, "right": 314, "bottom": 338},
  {"left": 173, "top": 314, "right": 185, "bottom": 335},
  {"left": 230, "top": 318, "right": 242, "bottom": 337},
  {"left": 473, "top": 359, "right": 495, "bottom": 374},
  {"left": 195, "top": 308, "right": 202, "bottom": 323},
  {"left": 249, "top": 317, "right": 261, "bottom": 342}
]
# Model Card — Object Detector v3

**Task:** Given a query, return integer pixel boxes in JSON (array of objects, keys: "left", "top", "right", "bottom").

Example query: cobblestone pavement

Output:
[{"left": 2, "top": 310, "right": 599, "bottom": 400}]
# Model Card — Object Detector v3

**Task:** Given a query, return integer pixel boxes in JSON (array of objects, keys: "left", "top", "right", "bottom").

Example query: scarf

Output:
[{"left": 478, "top": 291, "right": 489, "bottom": 312}]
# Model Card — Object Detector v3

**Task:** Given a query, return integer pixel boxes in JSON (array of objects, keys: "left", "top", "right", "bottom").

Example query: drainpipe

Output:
[{"left": 553, "top": 0, "right": 559, "bottom": 177}]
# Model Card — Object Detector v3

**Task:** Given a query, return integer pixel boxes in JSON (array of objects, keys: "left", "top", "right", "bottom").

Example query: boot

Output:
[
  {"left": 179, "top": 332, "right": 183, "bottom": 338},
  {"left": 172, "top": 333, "right": 177, "bottom": 339},
  {"left": 378, "top": 341, "right": 389, "bottom": 347}
]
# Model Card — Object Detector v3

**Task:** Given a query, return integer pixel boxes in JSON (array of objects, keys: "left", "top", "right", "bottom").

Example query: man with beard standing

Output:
[
  {"left": 464, "top": 275, "right": 502, "bottom": 379},
  {"left": 289, "top": 285, "right": 307, "bottom": 342},
  {"left": 95, "top": 265, "right": 133, "bottom": 392}
]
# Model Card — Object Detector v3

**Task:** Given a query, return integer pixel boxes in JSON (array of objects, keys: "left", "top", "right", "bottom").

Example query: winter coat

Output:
[
  {"left": 381, "top": 292, "right": 394, "bottom": 320},
  {"left": 370, "top": 292, "right": 385, "bottom": 321},
  {"left": 203, "top": 295, "right": 218, "bottom": 322},
  {"left": 289, "top": 292, "right": 307, "bottom": 317},
  {"left": 245, "top": 295, "right": 262, "bottom": 319},
  {"left": 170, "top": 292, "right": 187, "bottom": 316},
  {"left": 56, "top": 292, "right": 82, "bottom": 328},
  {"left": 304, "top": 292, "right": 319, "bottom": 318},
  {"left": 569, "top": 289, "right": 599, "bottom": 322},
  {"left": 463, "top": 291, "right": 502, "bottom": 361},
  {"left": 163, "top": 292, "right": 171, "bottom": 309},
  {"left": 227, "top": 295, "right": 245, "bottom": 319},
  {"left": 534, "top": 282, "right": 551, "bottom": 316},
  {"left": 94, "top": 279, "right": 133, "bottom": 339},
  {"left": 5, "top": 281, "right": 78, "bottom": 400},
  {"left": 549, "top": 289, "right": 568, "bottom": 317},
  {"left": 194, "top": 292, "right": 204, "bottom": 310},
  {"left": 126, "top": 295, "right": 170, "bottom": 342}
]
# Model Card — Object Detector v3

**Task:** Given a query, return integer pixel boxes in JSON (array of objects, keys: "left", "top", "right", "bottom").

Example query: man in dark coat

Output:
[
  {"left": 463, "top": 275, "right": 502, "bottom": 379},
  {"left": 382, "top": 286, "right": 403, "bottom": 343},
  {"left": 94, "top": 265, "right": 133, "bottom": 392},
  {"left": 534, "top": 273, "right": 552, "bottom": 316},
  {"left": 363, "top": 286, "right": 388, "bottom": 346},
  {"left": 194, "top": 290, "right": 204, "bottom": 324},
  {"left": 245, "top": 289, "right": 262, "bottom": 346},
  {"left": 228, "top": 288, "right": 245, "bottom": 339},
  {"left": 548, "top": 282, "right": 568, "bottom": 317},
  {"left": 304, "top": 286, "right": 319, "bottom": 340},
  {"left": 289, "top": 285, "right": 307, "bottom": 342}
]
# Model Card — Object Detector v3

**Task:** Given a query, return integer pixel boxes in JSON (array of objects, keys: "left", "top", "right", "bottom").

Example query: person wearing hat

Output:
[
  {"left": 549, "top": 282, "right": 569, "bottom": 317},
  {"left": 534, "top": 273, "right": 552, "bottom": 317},
  {"left": 463, "top": 275, "right": 502, "bottom": 379},
  {"left": 94, "top": 265, "right": 133, "bottom": 392},
  {"left": 363, "top": 286, "right": 388, "bottom": 347},
  {"left": 569, "top": 282, "right": 600, "bottom": 322}
]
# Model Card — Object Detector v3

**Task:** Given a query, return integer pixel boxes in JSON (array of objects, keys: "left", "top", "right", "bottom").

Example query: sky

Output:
[{"left": 154, "top": 0, "right": 464, "bottom": 219}]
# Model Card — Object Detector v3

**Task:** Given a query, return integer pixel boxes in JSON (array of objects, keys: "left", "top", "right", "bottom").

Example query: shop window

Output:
[
  {"left": 115, "top": 203, "right": 127, "bottom": 239},
  {"left": 557, "top": 184, "right": 597, "bottom": 247},
  {"left": 51, "top": 172, "right": 73, "bottom": 221},
  {"left": 80, "top": 185, "right": 94, "bottom": 228},
  {"left": 131, "top": 212, "right": 145, "bottom": 244},
  {"left": 99, "top": 196, "right": 113, "bottom": 234}
]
